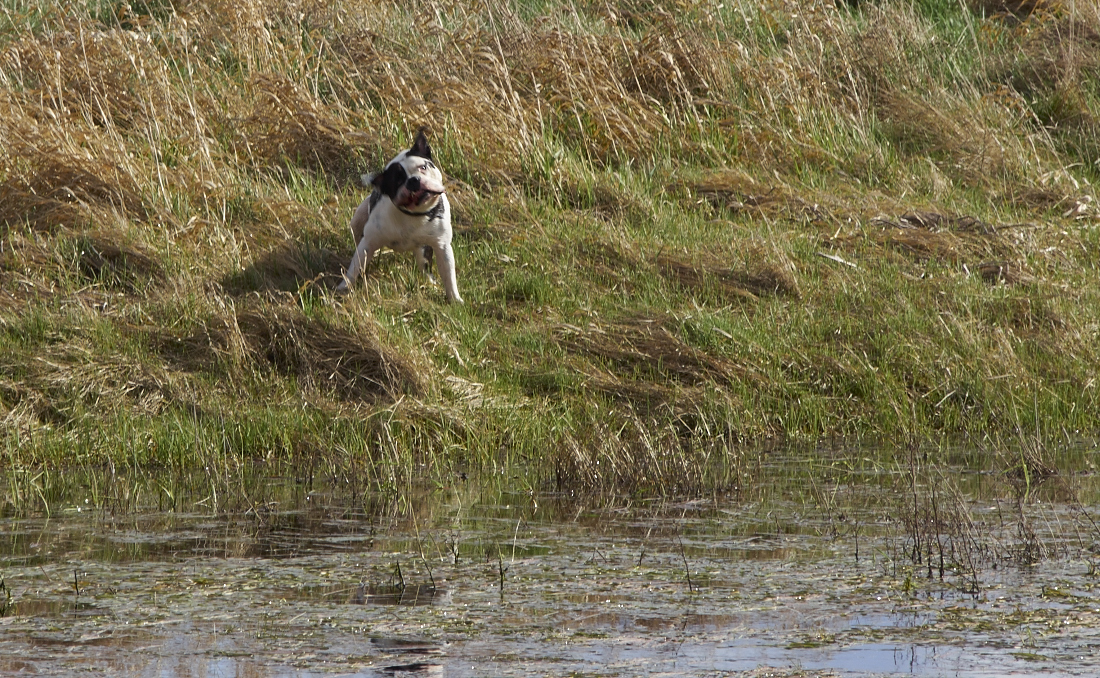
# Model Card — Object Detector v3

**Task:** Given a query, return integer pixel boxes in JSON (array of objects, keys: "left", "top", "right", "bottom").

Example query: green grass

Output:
[{"left": 1, "top": 0, "right": 1099, "bottom": 508}]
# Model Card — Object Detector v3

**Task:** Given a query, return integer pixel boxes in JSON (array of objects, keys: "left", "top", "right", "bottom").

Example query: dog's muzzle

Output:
[{"left": 404, "top": 176, "right": 444, "bottom": 207}]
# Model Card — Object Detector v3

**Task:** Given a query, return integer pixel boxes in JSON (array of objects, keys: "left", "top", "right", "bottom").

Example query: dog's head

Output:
[{"left": 370, "top": 129, "right": 445, "bottom": 214}]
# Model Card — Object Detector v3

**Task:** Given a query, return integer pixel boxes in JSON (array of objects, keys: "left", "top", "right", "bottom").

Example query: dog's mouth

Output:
[
  {"left": 399, "top": 188, "right": 443, "bottom": 212},
  {"left": 413, "top": 187, "right": 444, "bottom": 204},
  {"left": 402, "top": 176, "right": 445, "bottom": 209}
]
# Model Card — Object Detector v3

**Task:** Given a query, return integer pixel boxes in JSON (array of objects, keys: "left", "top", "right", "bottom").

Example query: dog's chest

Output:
[{"left": 365, "top": 195, "right": 450, "bottom": 251}]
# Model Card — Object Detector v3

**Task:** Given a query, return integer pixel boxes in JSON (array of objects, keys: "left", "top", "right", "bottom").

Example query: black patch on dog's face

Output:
[{"left": 371, "top": 161, "right": 409, "bottom": 200}]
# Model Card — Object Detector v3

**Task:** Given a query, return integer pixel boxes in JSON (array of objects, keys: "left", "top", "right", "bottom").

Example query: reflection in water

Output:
[
  {"left": 355, "top": 584, "right": 449, "bottom": 607},
  {"left": 1, "top": 449, "right": 1099, "bottom": 677},
  {"left": 703, "top": 641, "right": 966, "bottom": 674},
  {"left": 380, "top": 662, "right": 444, "bottom": 676}
]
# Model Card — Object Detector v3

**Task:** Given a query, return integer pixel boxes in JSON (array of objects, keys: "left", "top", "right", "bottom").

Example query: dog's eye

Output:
[{"left": 424, "top": 161, "right": 435, "bottom": 170}]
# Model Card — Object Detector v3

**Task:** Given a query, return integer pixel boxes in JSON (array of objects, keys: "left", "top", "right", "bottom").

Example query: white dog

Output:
[{"left": 336, "top": 129, "right": 462, "bottom": 303}]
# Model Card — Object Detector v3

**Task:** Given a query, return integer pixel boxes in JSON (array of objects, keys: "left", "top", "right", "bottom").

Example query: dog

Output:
[{"left": 336, "top": 129, "right": 462, "bottom": 303}]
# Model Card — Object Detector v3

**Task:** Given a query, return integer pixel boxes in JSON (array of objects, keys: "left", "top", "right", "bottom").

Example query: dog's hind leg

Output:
[
  {"left": 416, "top": 246, "right": 438, "bottom": 284},
  {"left": 347, "top": 196, "right": 373, "bottom": 247},
  {"left": 433, "top": 243, "right": 463, "bottom": 304}
]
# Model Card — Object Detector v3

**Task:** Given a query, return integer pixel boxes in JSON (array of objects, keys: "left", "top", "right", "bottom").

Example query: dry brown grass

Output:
[
  {"left": 155, "top": 299, "right": 423, "bottom": 403},
  {"left": 552, "top": 405, "right": 745, "bottom": 493},
  {"left": 862, "top": 212, "right": 1011, "bottom": 263},
  {"left": 0, "top": 117, "right": 149, "bottom": 232},
  {"left": 555, "top": 317, "right": 756, "bottom": 392},
  {"left": 74, "top": 231, "right": 163, "bottom": 290},
  {"left": 1, "top": 0, "right": 1099, "bottom": 493},
  {"left": 0, "top": 0, "right": 1090, "bottom": 234},
  {"left": 238, "top": 73, "right": 369, "bottom": 180},
  {"left": 988, "top": 6, "right": 1100, "bottom": 167},
  {"left": 970, "top": 1, "right": 1060, "bottom": 22},
  {"left": 657, "top": 251, "right": 800, "bottom": 300}
]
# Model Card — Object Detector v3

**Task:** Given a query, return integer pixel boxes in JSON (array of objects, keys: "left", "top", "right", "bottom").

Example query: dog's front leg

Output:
[
  {"left": 337, "top": 236, "right": 376, "bottom": 293},
  {"left": 433, "top": 243, "right": 463, "bottom": 304}
]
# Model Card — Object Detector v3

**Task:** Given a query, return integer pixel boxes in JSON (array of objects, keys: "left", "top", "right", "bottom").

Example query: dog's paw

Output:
[{"left": 335, "top": 281, "right": 350, "bottom": 295}]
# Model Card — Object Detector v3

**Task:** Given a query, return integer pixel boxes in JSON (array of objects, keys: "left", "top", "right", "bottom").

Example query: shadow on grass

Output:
[{"left": 222, "top": 238, "right": 346, "bottom": 295}]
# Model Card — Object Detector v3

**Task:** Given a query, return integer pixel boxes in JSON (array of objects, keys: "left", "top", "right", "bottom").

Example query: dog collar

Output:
[{"left": 397, "top": 201, "right": 445, "bottom": 220}]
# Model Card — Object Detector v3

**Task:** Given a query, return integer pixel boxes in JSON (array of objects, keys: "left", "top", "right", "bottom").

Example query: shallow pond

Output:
[{"left": 2, "top": 449, "right": 1100, "bottom": 677}]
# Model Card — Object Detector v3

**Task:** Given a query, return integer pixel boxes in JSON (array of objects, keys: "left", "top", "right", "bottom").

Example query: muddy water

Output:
[{"left": 2, "top": 451, "right": 1100, "bottom": 677}]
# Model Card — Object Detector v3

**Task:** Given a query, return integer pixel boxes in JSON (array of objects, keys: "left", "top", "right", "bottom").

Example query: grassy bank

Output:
[{"left": 1, "top": 0, "right": 1099, "bottom": 501}]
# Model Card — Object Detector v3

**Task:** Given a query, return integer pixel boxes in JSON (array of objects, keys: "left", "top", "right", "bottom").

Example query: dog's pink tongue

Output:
[{"left": 410, "top": 188, "right": 443, "bottom": 207}]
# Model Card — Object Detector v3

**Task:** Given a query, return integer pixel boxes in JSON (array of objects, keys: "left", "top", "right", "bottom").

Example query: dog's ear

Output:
[
  {"left": 371, "top": 161, "right": 408, "bottom": 198},
  {"left": 409, "top": 127, "right": 432, "bottom": 160}
]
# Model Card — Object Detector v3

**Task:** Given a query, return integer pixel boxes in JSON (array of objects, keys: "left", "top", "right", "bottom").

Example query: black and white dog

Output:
[{"left": 337, "top": 129, "right": 462, "bottom": 303}]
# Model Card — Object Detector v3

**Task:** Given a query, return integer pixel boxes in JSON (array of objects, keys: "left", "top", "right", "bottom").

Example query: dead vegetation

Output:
[
  {"left": 863, "top": 212, "right": 1014, "bottom": 263},
  {"left": 231, "top": 304, "right": 422, "bottom": 402},
  {"left": 0, "top": 125, "right": 150, "bottom": 232},
  {"left": 557, "top": 317, "right": 751, "bottom": 388},
  {"left": 572, "top": 237, "right": 800, "bottom": 301},
  {"left": 551, "top": 405, "right": 747, "bottom": 494},
  {"left": 74, "top": 232, "right": 162, "bottom": 291},
  {"left": 656, "top": 252, "right": 800, "bottom": 300},
  {"left": 0, "top": 0, "right": 1098, "bottom": 495},
  {"left": 898, "top": 467, "right": 988, "bottom": 593},
  {"left": 154, "top": 300, "right": 423, "bottom": 404},
  {"left": 238, "top": 73, "right": 370, "bottom": 181},
  {"left": 0, "top": 299, "right": 420, "bottom": 446}
]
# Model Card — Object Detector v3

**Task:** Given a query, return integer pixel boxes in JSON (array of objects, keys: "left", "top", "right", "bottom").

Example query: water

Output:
[{"left": 2, "top": 451, "right": 1100, "bottom": 677}]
